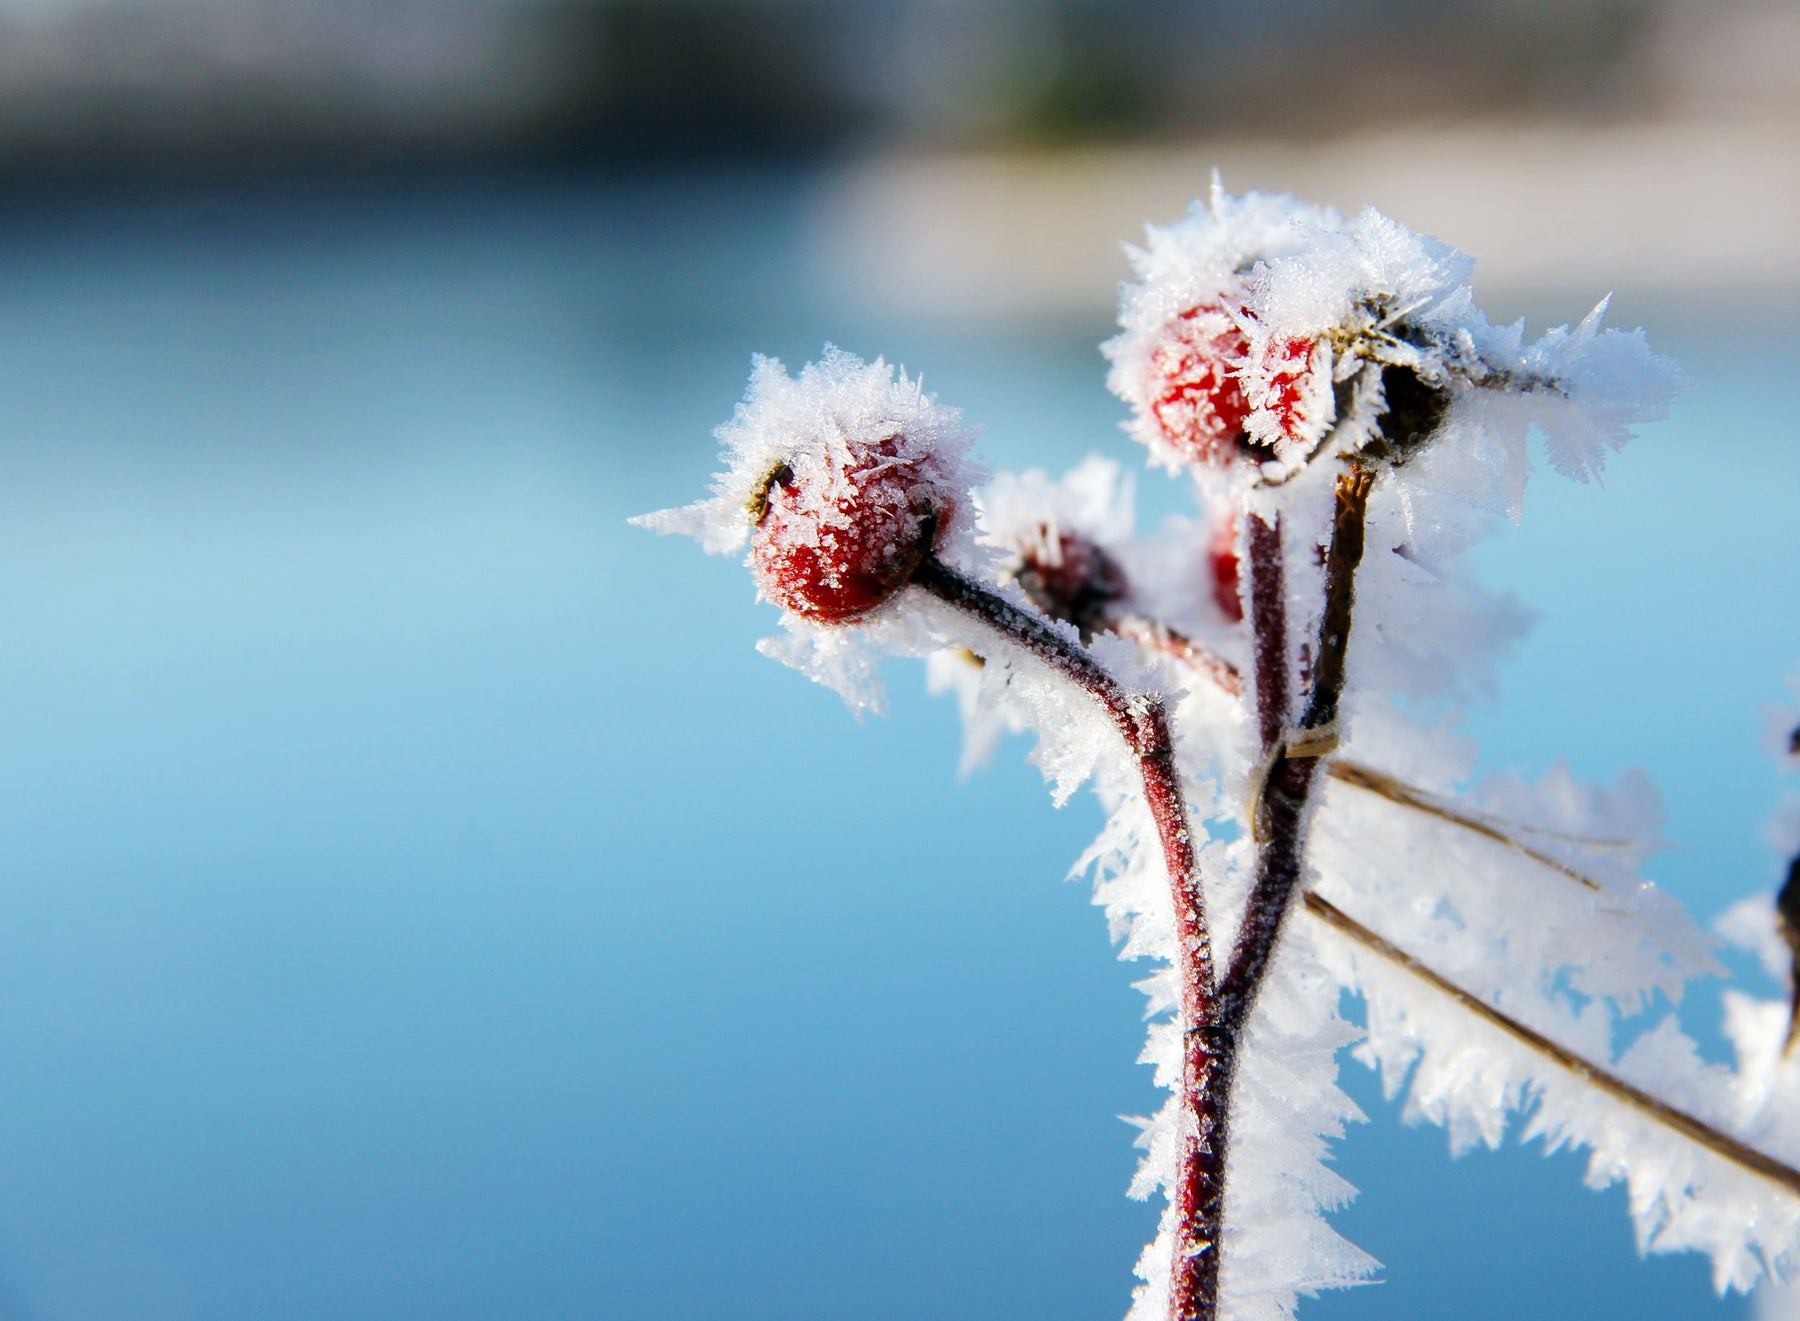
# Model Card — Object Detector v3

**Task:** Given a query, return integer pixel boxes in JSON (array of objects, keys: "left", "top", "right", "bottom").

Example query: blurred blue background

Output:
[{"left": 0, "top": 3, "right": 1796, "bottom": 1318}]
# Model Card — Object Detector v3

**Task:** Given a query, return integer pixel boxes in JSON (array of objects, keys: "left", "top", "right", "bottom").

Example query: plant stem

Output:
[
  {"left": 1111, "top": 611, "right": 1243, "bottom": 697},
  {"left": 1301, "top": 891, "right": 1800, "bottom": 1197},
  {"left": 907, "top": 556, "right": 1229, "bottom": 1319},
  {"left": 1297, "top": 468, "right": 1371, "bottom": 735},
  {"left": 1164, "top": 473, "right": 1370, "bottom": 1319},
  {"left": 1246, "top": 513, "right": 1289, "bottom": 756},
  {"left": 1325, "top": 761, "right": 1607, "bottom": 892},
  {"left": 1225, "top": 469, "right": 1373, "bottom": 1027},
  {"left": 1100, "top": 614, "right": 1624, "bottom": 893},
  {"left": 918, "top": 459, "right": 1372, "bottom": 1320}
]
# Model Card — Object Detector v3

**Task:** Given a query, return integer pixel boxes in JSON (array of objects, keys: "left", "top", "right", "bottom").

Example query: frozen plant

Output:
[{"left": 637, "top": 185, "right": 1800, "bottom": 1320}]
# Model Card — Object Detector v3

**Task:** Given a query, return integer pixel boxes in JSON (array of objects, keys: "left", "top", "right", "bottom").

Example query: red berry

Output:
[
  {"left": 749, "top": 436, "right": 951, "bottom": 624},
  {"left": 1148, "top": 303, "right": 1252, "bottom": 467},
  {"left": 1262, "top": 336, "right": 1316, "bottom": 442},
  {"left": 1147, "top": 303, "right": 1318, "bottom": 469},
  {"left": 1208, "top": 517, "right": 1243, "bottom": 624}
]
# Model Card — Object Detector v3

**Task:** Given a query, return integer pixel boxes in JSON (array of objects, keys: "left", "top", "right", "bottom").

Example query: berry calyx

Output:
[
  {"left": 1362, "top": 360, "right": 1451, "bottom": 465},
  {"left": 749, "top": 435, "right": 953, "bottom": 624}
]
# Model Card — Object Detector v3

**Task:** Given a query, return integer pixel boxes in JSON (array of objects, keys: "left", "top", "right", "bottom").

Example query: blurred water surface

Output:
[{"left": 0, "top": 169, "right": 1791, "bottom": 1319}]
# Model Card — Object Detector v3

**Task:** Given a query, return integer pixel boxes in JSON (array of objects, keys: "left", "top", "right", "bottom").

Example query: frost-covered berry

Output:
[
  {"left": 1010, "top": 525, "right": 1130, "bottom": 641},
  {"left": 1146, "top": 297, "right": 1324, "bottom": 472},
  {"left": 1147, "top": 301, "right": 1253, "bottom": 467},
  {"left": 1207, "top": 516, "right": 1243, "bottom": 624},
  {"left": 634, "top": 346, "right": 979, "bottom": 625},
  {"left": 749, "top": 435, "right": 954, "bottom": 623},
  {"left": 974, "top": 457, "right": 1139, "bottom": 640},
  {"left": 1260, "top": 334, "right": 1318, "bottom": 441}
]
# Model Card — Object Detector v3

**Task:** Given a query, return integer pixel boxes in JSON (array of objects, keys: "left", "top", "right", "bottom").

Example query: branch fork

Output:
[{"left": 909, "top": 463, "right": 1377, "bottom": 1321}]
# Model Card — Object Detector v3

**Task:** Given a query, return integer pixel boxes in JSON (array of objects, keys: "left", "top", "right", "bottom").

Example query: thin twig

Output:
[
  {"left": 906, "top": 555, "right": 1230, "bottom": 1320},
  {"left": 1246, "top": 513, "right": 1288, "bottom": 756},
  {"left": 1102, "top": 608, "right": 1625, "bottom": 890},
  {"left": 1302, "top": 891, "right": 1800, "bottom": 1198},
  {"left": 1324, "top": 761, "right": 1606, "bottom": 893},
  {"left": 1112, "top": 611, "right": 1243, "bottom": 697},
  {"left": 1298, "top": 467, "right": 1373, "bottom": 734}
]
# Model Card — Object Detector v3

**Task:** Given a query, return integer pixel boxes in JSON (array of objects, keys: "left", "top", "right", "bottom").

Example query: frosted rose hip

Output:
[
  {"left": 749, "top": 436, "right": 952, "bottom": 623},
  {"left": 1011, "top": 525, "right": 1130, "bottom": 641},
  {"left": 1149, "top": 303, "right": 1253, "bottom": 467},
  {"left": 1142, "top": 301, "right": 1318, "bottom": 473},
  {"left": 633, "top": 348, "right": 980, "bottom": 630},
  {"left": 1207, "top": 516, "right": 1243, "bottom": 624}
]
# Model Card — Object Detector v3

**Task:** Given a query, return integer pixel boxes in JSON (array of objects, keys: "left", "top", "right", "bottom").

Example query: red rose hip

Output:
[
  {"left": 1208, "top": 516, "right": 1243, "bottom": 624},
  {"left": 1144, "top": 302, "right": 1319, "bottom": 472},
  {"left": 1148, "top": 302, "right": 1253, "bottom": 468},
  {"left": 749, "top": 435, "right": 952, "bottom": 624},
  {"left": 635, "top": 348, "right": 978, "bottom": 627}
]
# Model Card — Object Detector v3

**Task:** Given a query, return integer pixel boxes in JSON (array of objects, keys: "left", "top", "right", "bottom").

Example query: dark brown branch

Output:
[
  {"left": 1224, "top": 469, "right": 1375, "bottom": 1030},
  {"left": 906, "top": 555, "right": 1229, "bottom": 1321},
  {"left": 1302, "top": 891, "right": 1800, "bottom": 1198},
  {"left": 1298, "top": 468, "right": 1373, "bottom": 734}
]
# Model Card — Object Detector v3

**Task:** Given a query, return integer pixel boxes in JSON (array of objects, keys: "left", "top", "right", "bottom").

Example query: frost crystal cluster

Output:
[{"left": 639, "top": 184, "right": 1800, "bottom": 1320}]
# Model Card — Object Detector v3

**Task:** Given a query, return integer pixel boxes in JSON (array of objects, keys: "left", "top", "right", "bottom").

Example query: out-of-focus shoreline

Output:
[{"left": 811, "top": 120, "right": 1800, "bottom": 325}]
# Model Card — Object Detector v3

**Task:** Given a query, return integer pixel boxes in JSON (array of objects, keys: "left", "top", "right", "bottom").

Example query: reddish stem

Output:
[
  {"left": 1163, "top": 473, "right": 1370, "bottom": 1320},
  {"left": 1224, "top": 470, "right": 1372, "bottom": 1027},
  {"left": 1110, "top": 611, "right": 1244, "bottom": 697},
  {"left": 1098, "top": 621, "right": 1623, "bottom": 895},
  {"left": 907, "top": 556, "right": 1226, "bottom": 1319},
  {"left": 915, "top": 464, "right": 1367, "bottom": 1321},
  {"left": 1246, "top": 514, "right": 1289, "bottom": 756},
  {"left": 1158, "top": 512, "right": 1297, "bottom": 1320}
]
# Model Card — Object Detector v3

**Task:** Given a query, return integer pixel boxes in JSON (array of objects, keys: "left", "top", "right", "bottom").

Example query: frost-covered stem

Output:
[
  {"left": 906, "top": 554, "right": 1227, "bottom": 1321},
  {"left": 1327, "top": 761, "right": 1607, "bottom": 893},
  {"left": 1103, "top": 616, "right": 1622, "bottom": 893},
  {"left": 1174, "top": 1024, "right": 1235, "bottom": 1321},
  {"left": 1297, "top": 468, "right": 1372, "bottom": 734},
  {"left": 1246, "top": 513, "right": 1288, "bottom": 755},
  {"left": 910, "top": 558, "right": 1202, "bottom": 903},
  {"left": 1111, "top": 611, "right": 1243, "bottom": 697},
  {"left": 1178, "top": 473, "right": 1372, "bottom": 1315},
  {"left": 1301, "top": 891, "right": 1800, "bottom": 1197},
  {"left": 1225, "top": 469, "right": 1373, "bottom": 1027}
]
